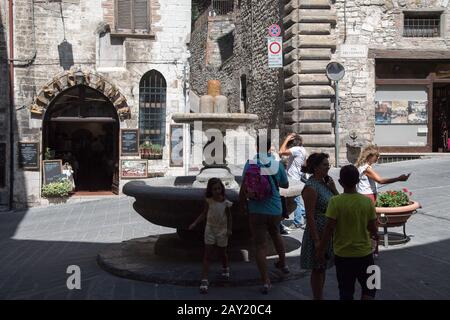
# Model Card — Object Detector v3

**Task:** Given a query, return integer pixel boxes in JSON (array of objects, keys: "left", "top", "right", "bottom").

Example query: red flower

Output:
[
  {"left": 402, "top": 188, "right": 408, "bottom": 192},
  {"left": 409, "top": 192, "right": 412, "bottom": 196}
]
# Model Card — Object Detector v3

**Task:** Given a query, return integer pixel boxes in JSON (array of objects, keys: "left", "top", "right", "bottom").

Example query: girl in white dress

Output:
[{"left": 189, "top": 178, "right": 233, "bottom": 294}]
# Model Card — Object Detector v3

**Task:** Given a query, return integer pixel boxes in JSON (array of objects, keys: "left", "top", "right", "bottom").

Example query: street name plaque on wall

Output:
[
  {"left": 340, "top": 44, "right": 368, "bottom": 58},
  {"left": 19, "top": 142, "right": 39, "bottom": 170},
  {"left": 42, "top": 160, "right": 63, "bottom": 185},
  {"left": 120, "top": 129, "right": 139, "bottom": 156}
]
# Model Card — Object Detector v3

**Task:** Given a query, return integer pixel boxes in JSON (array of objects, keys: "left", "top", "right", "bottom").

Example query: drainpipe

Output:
[{"left": 8, "top": 0, "right": 14, "bottom": 210}]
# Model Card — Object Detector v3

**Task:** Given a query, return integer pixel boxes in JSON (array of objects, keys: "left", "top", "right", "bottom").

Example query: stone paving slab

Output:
[{"left": 0, "top": 158, "right": 449, "bottom": 299}]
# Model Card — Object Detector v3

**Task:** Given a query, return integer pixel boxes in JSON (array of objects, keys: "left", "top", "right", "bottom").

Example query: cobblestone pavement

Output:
[{"left": 0, "top": 158, "right": 449, "bottom": 300}]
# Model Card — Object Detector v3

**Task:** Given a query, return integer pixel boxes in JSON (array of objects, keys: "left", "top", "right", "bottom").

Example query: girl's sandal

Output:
[
  {"left": 199, "top": 279, "right": 209, "bottom": 294},
  {"left": 260, "top": 283, "right": 272, "bottom": 295}
]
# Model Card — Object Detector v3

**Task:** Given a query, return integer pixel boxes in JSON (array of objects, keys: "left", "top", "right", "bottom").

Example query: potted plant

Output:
[
  {"left": 140, "top": 141, "right": 163, "bottom": 159},
  {"left": 150, "top": 143, "right": 163, "bottom": 159},
  {"left": 140, "top": 141, "right": 152, "bottom": 159},
  {"left": 41, "top": 179, "right": 73, "bottom": 204},
  {"left": 375, "top": 188, "right": 421, "bottom": 228}
]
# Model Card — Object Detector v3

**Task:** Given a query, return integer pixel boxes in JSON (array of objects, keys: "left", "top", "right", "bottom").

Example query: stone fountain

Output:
[{"left": 97, "top": 81, "right": 303, "bottom": 286}]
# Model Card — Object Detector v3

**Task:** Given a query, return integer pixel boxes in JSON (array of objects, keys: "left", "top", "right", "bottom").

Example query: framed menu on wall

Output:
[
  {"left": 18, "top": 142, "right": 40, "bottom": 170},
  {"left": 120, "top": 129, "right": 139, "bottom": 156}
]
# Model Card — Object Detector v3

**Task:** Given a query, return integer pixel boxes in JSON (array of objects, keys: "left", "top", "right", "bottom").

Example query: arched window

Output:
[
  {"left": 139, "top": 70, "right": 167, "bottom": 148},
  {"left": 240, "top": 74, "right": 247, "bottom": 113}
]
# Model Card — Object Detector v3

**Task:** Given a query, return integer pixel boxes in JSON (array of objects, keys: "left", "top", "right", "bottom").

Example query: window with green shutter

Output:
[{"left": 115, "top": 0, "right": 150, "bottom": 32}]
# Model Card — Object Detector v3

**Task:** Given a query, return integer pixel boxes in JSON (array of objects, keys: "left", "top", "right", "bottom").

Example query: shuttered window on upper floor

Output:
[{"left": 116, "top": 0, "right": 150, "bottom": 32}]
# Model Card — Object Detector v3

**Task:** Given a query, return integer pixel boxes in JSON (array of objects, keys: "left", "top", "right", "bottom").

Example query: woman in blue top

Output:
[
  {"left": 300, "top": 153, "right": 339, "bottom": 300},
  {"left": 239, "top": 136, "right": 289, "bottom": 294}
]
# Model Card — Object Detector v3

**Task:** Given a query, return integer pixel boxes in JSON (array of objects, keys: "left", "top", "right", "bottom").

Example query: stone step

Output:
[
  {"left": 284, "top": 49, "right": 331, "bottom": 63},
  {"left": 285, "top": 35, "right": 336, "bottom": 50},
  {"left": 284, "top": 9, "right": 337, "bottom": 26},
  {"left": 285, "top": 85, "right": 334, "bottom": 99},
  {"left": 285, "top": 0, "right": 331, "bottom": 14},
  {"left": 299, "top": 23, "right": 331, "bottom": 35},
  {"left": 295, "top": 133, "right": 336, "bottom": 147},
  {"left": 282, "top": 119, "right": 333, "bottom": 134},
  {"left": 285, "top": 23, "right": 330, "bottom": 39},
  {"left": 285, "top": 74, "right": 330, "bottom": 87},
  {"left": 284, "top": 61, "right": 329, "bottom": 76},
  {"left": 300, "top": 0, "right": 331, "bottom": 9},
  {"left": 299, "top": 48, "right": 332, "bottom": 60},
  {"left": 284, "top": 110, "right": 332, "bottom": 122},
  {"left": 285, "top": 98, "right": 332, "bottom": 111}
]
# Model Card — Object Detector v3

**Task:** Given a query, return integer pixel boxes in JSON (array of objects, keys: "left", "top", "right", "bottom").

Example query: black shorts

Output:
[
  {"left": 248, "top": 213, "right": 282, "bottom": 246},
  {"left": 334, "top": 254, "right": 377, "bottom": 300}
]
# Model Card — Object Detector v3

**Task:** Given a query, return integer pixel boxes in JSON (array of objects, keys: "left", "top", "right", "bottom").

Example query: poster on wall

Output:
[
  {"left": 121, "top": 160, "right": 148, "bottom": 179},
  {"left": 391, "top": 101, "right": 409, "bottom": 124},
  {"left": 407, "top": 101, "right": 428, "bottom": 124},
  {"left": 170, "top": 125, "right": 184, "bottom": 167},
  {"left": 375, "top": 101, "right": 392, "bottom": 124}
]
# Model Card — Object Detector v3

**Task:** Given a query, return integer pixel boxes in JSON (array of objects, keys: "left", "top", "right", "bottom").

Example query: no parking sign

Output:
[{"left": 268, "top": 37, "right": 283, "bottom": 68}]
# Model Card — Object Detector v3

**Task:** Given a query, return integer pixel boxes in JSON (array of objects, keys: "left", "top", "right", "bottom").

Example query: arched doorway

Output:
[{"left": 43, "top": 85, "right": 119, "bottom": 194}]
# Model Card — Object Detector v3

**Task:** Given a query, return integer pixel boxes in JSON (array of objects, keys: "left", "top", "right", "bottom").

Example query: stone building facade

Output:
[
  {"left": 1, "top": 0, "right": 191, "bottom": 209},
  {"left": 192, "top": 0, "right": 450, "bottom": 165},
  {"left": 189, "top": 0, "right": 285, "bottom": 128},
  {"left": 285, "top": 0, "right": 450, "bottom": 164}
]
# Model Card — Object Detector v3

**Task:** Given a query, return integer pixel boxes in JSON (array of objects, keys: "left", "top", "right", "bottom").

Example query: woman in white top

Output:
[{"left": 355, "top": 145, "right": 410, "bottom": 204}]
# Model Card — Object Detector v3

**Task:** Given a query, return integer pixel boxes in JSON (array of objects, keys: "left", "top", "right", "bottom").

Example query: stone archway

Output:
[
  {"left": 30, "top": 67, "right": 130, "bottom": 119},
  {"left": 33, "top": 68, "right": 129, "bottom": 194}
]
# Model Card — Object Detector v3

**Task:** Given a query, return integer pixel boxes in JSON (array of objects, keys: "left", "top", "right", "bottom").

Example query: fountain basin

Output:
[
  {"left": 123, "top": 177, "right": 303, "bottom": 241},
  {"left": 172, "top": 113, "right": 258, "bottom": 126}
]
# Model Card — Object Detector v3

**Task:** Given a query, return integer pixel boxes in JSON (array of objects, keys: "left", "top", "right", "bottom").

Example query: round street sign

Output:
[
  {"left": 269, "top": 41, "right": 281, "bottom": 54},
  {"left": 326, "top": 62, "right": 345, "bottom": 81},
  {"left": 268, "top": 24, "right": 281, "bottom": 37}
]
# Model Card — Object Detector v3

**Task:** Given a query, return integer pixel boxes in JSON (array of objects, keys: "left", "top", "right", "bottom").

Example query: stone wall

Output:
[
  {"left": 189, "top": 9, "right": 238, "bottom": 111},
  {"left": 6, "top": 0, "right": 191, "bottom": 208},
  {"left": 234, "top": 0, "right": 284, "bottom": 130},
  {"left": 0, "top": 0, "right": 10, "bottom": 209},
  {"left": 190, "top": 0, "right": 284, "bottom": 129}
]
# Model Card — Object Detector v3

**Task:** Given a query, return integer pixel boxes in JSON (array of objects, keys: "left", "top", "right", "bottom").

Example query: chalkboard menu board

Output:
[
  {"left": 42, "top": 160, "right": 63, "bottom": 185},
  {"left": 120, "top": 129, "right": 139, "bottom": 156},
  {"left": 19, "top": 142, "right": 39, "bottom": 170},
  {"left": 0, "top": 143, "right": 5, "bottom": 188}
]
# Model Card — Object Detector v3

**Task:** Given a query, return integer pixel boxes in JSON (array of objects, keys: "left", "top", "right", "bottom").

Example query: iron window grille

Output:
[
  {"left": 211, "top": 0, "right": 234, "bottom": 16},
  {"left": 403, "top": 12, "right": 441, "bottom": 37},
  {"left": 139, "top": 70, "right": 167, "bottom": 150}
]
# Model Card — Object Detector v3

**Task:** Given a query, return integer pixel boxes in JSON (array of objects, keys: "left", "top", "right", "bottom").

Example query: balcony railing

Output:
[{"left": 211, "top": 0, "right": 234, "bottom": 16}]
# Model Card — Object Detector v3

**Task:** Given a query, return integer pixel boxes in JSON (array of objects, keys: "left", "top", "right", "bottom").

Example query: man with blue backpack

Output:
[{"left": 239, "top": 134, "right": 289, "bottom": 294}]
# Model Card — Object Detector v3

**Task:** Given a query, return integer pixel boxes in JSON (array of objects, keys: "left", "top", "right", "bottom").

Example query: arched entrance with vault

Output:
[{"left": 31, "top": 68, "right": 131, "bottom": 194}]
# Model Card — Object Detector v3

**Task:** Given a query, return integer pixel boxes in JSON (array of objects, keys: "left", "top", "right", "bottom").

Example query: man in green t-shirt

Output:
[{"left": 316, "top": 165, "right": 378, "bottom": 300}]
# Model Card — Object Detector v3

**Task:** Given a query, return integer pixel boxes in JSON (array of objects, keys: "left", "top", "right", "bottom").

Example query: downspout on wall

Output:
[{"left": 8, "top": 0, "right": 14, "bottom": 210}]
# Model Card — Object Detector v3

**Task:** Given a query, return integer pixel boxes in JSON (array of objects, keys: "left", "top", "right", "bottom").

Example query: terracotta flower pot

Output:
[{"left": 375, "top": 201, "right": 421, "bottom": 228}]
